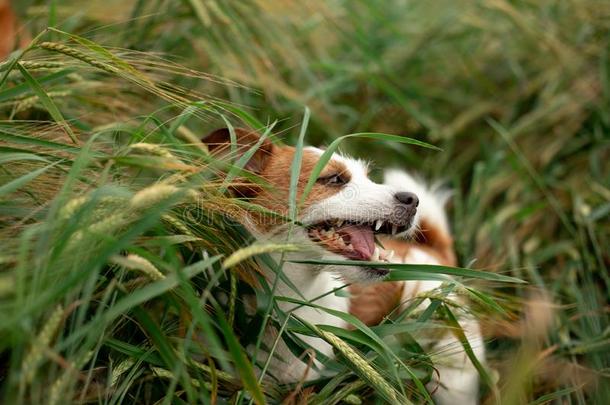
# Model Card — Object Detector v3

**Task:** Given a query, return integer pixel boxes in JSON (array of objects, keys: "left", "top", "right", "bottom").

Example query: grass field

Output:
[{"left": 0, "top": 1, "right": 609, "bottom": 404}]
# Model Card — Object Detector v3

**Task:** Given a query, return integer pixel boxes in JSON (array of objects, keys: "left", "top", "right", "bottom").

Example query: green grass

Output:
[{"left": 1, "top": 0, "right": 609, "bottom": 404}]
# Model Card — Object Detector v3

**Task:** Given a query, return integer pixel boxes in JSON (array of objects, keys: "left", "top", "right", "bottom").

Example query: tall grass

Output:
[{"left": 1, "top": 0, "right": 609, "bottom": 403}]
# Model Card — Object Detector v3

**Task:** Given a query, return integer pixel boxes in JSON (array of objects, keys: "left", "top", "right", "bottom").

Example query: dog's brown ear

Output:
[{"left": 202, "top": 127, "right": 274, "bottom": 174}]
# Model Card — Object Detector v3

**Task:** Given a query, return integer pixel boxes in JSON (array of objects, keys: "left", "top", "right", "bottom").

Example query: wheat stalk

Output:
[
  {"left": 161, "top": 214, "right": 196, "bottom": 236},
  {"left": 222, "top": 243, "right": 299, "bottom": 269},
  {"left": 21, "top": 306, "right": 64, "bottom": 385},
  {"left": 59, "top": 195, "right": 127, "bottom": 219},
  {"left": 110, "top": 357, "right": 136, "bottom": 387},
  {"left": 128, "top": 142, "right": 177, "bottom": 159},
  {"left": 48, "top": 350, "right": 93, "bottom": 405},
  {"left": 313, "top": 326, "right": 407, "bottom": 404},
  {"left": 152, "top": 367, "right": 212, "bottom": 390},
  {"left": 130, "top": 184, "right": 181, "bottom": 210},
  {"left": 111, "top": 254, "right": 165, "bottom": 281},
  {"left": 38, "top": 42, "right": 119, "bottom": 74},
  {"left": 12, "top": 90, "right": 72, "bottom": 115}
]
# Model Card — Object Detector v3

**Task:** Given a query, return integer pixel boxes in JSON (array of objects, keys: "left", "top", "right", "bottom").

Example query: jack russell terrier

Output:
[{"left": 203, "top": 127, "right": 485, "bottom": 404}]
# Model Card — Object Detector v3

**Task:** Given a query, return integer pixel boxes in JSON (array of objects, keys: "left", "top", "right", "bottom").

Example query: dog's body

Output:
[{"left": 203, "top": 128, "right": 484, "bottom": 404}]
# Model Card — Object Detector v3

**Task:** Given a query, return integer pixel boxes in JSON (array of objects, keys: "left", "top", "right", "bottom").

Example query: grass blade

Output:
[
  {"left": 0, "top": 161, "right": 59, "bottom": 198},
  {"left": 441, "top": 304, "right": 499, "bottom": 401},
  {"left": 289, "top": 107, "right": 310, "bottom": 220},
  {"left": 16, "top": 63, "right": 77, "bottom": 143},
  {"left": 288, "top": 259, "right": 526, "bottom": 284}
]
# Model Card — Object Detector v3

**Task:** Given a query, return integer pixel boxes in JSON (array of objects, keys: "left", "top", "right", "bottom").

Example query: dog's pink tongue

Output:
[{"left": 337, "top": 224, "right": 374, "bottom": 260}]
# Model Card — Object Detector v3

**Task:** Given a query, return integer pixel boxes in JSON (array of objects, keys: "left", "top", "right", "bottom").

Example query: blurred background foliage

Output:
[{"left": 1, "top": 0, "right": 609, "bottom": 403}]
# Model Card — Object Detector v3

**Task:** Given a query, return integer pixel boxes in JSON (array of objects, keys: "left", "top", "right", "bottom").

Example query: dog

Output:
[{"left": 202, "top": 127, "right": 485, "bottom": 404}]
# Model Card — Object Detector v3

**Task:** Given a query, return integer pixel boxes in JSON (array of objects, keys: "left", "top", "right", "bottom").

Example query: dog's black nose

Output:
[{"left": 394, "top": 192, "right": 419, "bottom": 208}]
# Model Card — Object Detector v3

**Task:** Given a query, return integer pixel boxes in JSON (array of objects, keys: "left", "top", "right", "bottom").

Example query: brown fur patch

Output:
[
  {"left": 349, "top": 221, "right": 456, "bottom": 326},
  {"left": 348, "top": 282, "right": 405, "bottom": 326},
  {"left": 203, "top": 127, "right": 274, "bottom": 174},
  {"left": 254, "top": 147, "right": 348, "bottom": 207},
  {"left": 201, "top": 128, "right": 349, "bottom": 231},
  {"left": 247, "top": 146, "right": 348, "bottom": 230}
]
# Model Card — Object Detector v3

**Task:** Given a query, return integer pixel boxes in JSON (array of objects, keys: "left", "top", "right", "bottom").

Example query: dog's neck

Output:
[
  {"left": 262, "top": 253, "right": 348, "bottom": 374},
  {"left": 265, "top": 252, "right": 349, "bottom": 320}
]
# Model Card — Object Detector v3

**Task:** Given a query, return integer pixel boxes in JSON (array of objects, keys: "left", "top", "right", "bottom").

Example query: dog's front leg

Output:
[{"left": 427, "top": 315, "right": 484, "bottom": 405}]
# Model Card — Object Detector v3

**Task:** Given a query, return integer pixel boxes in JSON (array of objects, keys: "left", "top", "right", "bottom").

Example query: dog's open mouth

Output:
[{"left": 307, "top": 219, "right": 410, "bottom": 263}]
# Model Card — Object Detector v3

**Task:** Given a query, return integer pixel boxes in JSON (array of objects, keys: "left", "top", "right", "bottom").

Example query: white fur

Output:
[
  {"left": 252, "top": 154, "right": 484, "bottom": 403},
  {"left": 303, "top": 153, "right": 406, "bottom": 226},
  {"left": 386, "top": 171, "right": 484, "bottom": 405},
  {"left": 384, "top": 168, "right": 452, "bottom": 236},
  {"left": 255, "top": 263, "right": 347, "bottom": 382},
  {"left": 395, "top": 246, "right": 484, "bottom": 405}
]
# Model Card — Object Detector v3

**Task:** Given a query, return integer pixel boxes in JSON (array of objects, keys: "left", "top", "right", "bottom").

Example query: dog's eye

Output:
[{"left": 318, "top": 174, "right": 347, "bottom": 186}]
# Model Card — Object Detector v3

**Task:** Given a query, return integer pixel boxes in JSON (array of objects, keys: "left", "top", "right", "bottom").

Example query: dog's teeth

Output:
[
  {"left": 391, "top": 224, "right": 398, "bottom": 235},
  {"left": 372, "top": 247, "right": 380, "bottom": 261},
  {"left": 336, "top": 219, "right": 344, "bottom": 227},
  {"left": 386, "top": 249, "right": 394, "bottom": 261},
  {"left": 375, "top": 220, "right": 383, "bottom": 231}
]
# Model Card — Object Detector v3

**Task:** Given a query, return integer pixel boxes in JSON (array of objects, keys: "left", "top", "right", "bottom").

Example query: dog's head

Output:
[{"left": 203, "top": 127, "right": 420, "bottom": 282}]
